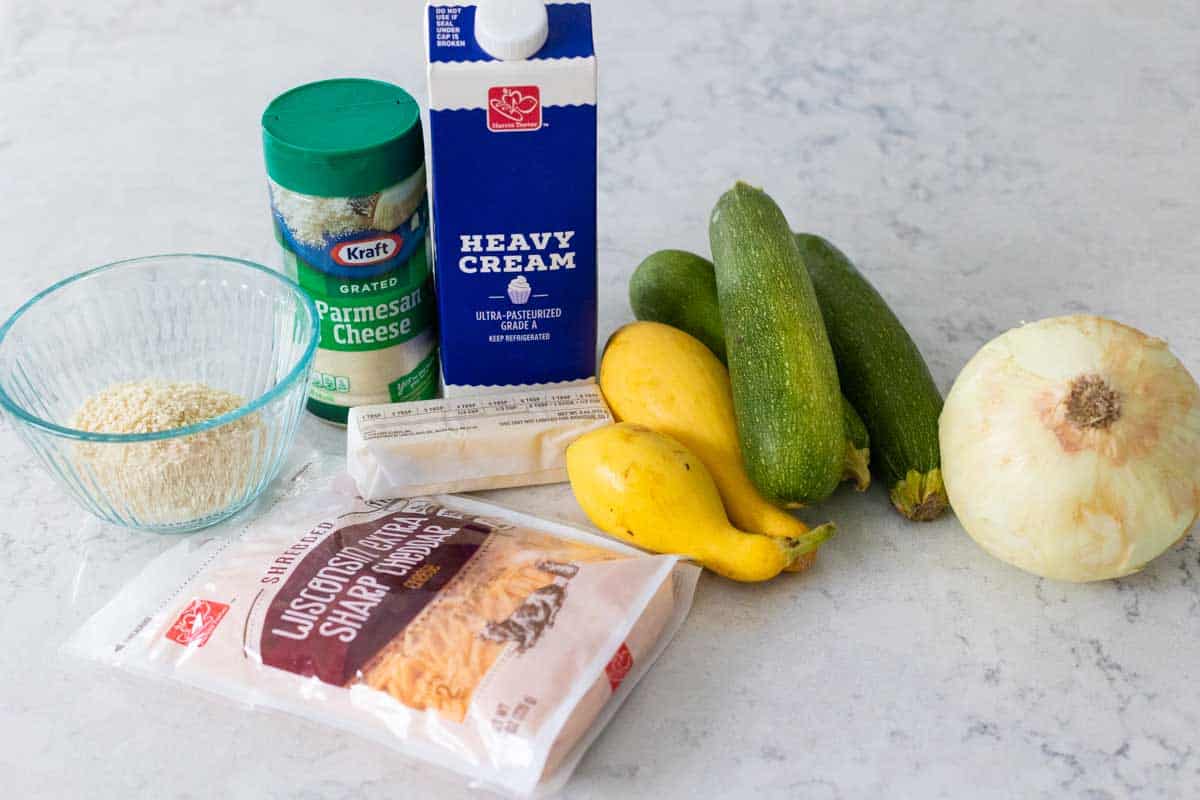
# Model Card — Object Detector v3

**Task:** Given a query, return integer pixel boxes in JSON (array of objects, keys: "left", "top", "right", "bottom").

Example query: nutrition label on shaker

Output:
[{"left": 355, "top": 385, "right": 612, "bottom": 441}]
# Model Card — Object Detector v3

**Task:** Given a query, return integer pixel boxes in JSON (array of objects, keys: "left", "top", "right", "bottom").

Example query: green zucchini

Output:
[
  {"left": 795, "top": 233, "right": 946, "bottom": 520},
  {"left": 630, "top": 246, "right": 870, "bottom": 491},
  {"left": 709, "top": 183, "right": 844, "bottom": 505},
  {"left": 629, "top": 250, "right": 727, "bottom": 362}
]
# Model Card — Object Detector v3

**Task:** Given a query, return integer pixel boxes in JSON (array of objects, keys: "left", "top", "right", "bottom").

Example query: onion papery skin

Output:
[{"left": 939, "top": 315, "right": 1200, "bottom": 582}]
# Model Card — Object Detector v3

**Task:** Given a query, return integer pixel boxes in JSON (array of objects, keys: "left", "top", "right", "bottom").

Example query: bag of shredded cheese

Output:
[{"left": 68, "top": 486, "right": 699, "bottom": 797}]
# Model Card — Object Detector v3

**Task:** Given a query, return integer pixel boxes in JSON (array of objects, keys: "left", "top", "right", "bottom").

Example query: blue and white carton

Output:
[{"left": 425, "top": 0, "right": 598, "bottom": 395}]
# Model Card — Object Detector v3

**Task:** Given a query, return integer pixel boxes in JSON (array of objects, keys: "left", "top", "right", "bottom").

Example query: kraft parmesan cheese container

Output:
[
  {"left": 263, "top": 79, "right": 438, "bottom": 424},
  {"left": 425, "top": 0, "right": 598, "bottom": 395}
]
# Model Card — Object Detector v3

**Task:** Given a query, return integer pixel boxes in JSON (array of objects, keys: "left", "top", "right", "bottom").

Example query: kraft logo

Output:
[
  {"left": 165, "top": 599, "right": 230, "bottom": 647},
  {"left": 487, "top": 86, "right": 541, "bottom": 132},
  {"left": 332, "top": 234, "right": 404, "bottom": 266}
]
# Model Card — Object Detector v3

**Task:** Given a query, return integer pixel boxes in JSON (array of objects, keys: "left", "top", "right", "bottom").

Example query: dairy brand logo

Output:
[
  {"left": 165, "top": 599, "right": 230, "bottom": 647},
  {"left": 332, "top": 234, "right": 404, "bottom": 267},
  {"left": 487, "top": 86, "right": 541, "bottom": 132},
  {"left": 605, "top": 643, "right": 633, "bottom": 692}
]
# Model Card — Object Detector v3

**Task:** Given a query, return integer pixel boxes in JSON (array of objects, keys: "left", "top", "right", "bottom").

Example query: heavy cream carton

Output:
[{"left": 425, "top": 0, "right": 597, "bottom": 395}]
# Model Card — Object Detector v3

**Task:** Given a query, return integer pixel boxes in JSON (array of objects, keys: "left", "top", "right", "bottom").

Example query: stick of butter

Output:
[{"left": 347, "top": 383, "right": 614, "bottom": 499}]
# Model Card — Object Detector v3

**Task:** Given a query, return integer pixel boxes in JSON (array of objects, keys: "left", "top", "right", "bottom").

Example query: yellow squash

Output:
[
  {"left": 600, "top": 321, "right": 826, "bottom": 540},
  {"left": 566, "top": 423, "right": 833, "bottom": 582}
]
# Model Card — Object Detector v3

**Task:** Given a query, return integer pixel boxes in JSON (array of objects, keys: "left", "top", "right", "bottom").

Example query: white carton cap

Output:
[{"left": 474, "top": 0, "right": 550, "bottom": 61}]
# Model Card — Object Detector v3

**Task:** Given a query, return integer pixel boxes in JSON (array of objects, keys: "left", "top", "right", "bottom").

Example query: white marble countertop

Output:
[{"left": 2, "top": 1, "right": 1198, "bottom": 798}]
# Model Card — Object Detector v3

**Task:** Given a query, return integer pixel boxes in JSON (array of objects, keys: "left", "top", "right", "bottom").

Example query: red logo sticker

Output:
[
  {"left": 605, "top": 642, "right": 634, "bottom": 692},
  {"left": 165, "top": 599, "right": 230, "bottom": 648},
  {"left": 331, "top": 234, "right": 403, "bottom": 267},
  {"left": 487, "top": 85, "right": 542, "bottom": 132}
]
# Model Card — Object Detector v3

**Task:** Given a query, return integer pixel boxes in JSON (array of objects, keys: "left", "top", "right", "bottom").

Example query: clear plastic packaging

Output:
[
  {"left": 67, "top": 484, "right": 698, "bottom": 797},
  {"left": 347, "top": 383, "right": 613, "bottom": 498}
]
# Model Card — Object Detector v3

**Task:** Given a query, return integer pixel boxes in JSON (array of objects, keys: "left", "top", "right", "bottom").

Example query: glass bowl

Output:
[{"left": 0, "top": 254, "right": 319, "bottom": 533}]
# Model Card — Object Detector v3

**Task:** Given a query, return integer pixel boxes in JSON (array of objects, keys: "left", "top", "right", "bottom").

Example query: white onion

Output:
[{"left": 939, "top": 315, "right": 1200, "bottom": 582}]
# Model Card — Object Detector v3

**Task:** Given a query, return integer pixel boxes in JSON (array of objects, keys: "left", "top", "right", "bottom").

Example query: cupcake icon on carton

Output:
[{"left": 507, "top": 276, "right": 532, "bottom": 304}]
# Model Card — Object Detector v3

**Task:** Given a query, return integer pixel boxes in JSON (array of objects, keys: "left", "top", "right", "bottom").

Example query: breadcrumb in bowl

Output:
[
  {"left": 0, "top": 254, "right": 319, "bottom": 533},
  {"left": 69, "top": 381, "right": 265, "bottom": 527}
]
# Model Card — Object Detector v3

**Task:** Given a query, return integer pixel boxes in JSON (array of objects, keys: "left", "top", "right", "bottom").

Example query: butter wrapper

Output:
[{"left": 347, "top": 383, "right": 613, "bottom": 499}]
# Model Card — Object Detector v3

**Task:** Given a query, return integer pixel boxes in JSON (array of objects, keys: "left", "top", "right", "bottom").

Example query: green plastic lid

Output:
[{"left": 262, "top": 78, "right": 423, "bottom": 198}]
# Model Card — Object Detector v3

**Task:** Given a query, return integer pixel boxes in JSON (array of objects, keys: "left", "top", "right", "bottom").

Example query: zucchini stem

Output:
[
  {"left": 843, "top": 443, "right": 871, "bottom": 492},
  {"left": 890, "top": 469, "right": 948, "bottom": 521}
]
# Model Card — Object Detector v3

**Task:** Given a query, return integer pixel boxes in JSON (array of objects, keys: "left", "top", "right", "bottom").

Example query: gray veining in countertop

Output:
[{"left": 1, "top": 1, "right": 1198, "bottom": 798}]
